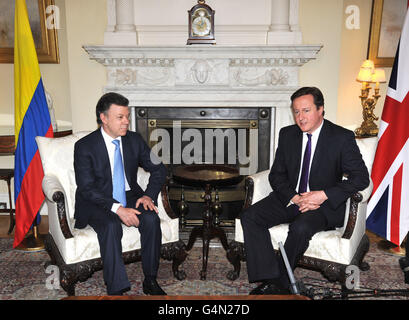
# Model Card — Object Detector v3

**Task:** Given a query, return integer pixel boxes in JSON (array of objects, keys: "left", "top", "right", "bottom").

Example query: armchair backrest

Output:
[
  {"left": 36, "top": 132, "right": 155, "bottom": 221},
  {"left": 338, "top": 136, "right": 377, "bottom": 232},
  {"left": 355, "top": 137, "right": 377, "bottom": 175},
  {"left": 36, "top": 132, "right": 90, "bottom": 220}
]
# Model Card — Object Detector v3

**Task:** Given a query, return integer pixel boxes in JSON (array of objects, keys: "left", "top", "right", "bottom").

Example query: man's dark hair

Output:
[
  {"left": 96, "top": 92, "right": 129, "bottom": 124},
  {"left": 290, "top": 86, "right": 325, "bottom": 109}
]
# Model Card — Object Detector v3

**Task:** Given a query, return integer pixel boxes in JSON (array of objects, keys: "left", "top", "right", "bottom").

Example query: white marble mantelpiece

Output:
[
  {"left": 83, "top": 44, "right": 322, "bottom": 158},
  {"left": 83, "top": 45, "right": 321, "bottom": 105}
]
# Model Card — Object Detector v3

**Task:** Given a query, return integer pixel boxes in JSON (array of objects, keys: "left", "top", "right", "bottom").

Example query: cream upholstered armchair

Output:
[
  {"left": 226, "top": 137, "right": 378, "bottom": 283},
  {"left": 36, "top": 132, "right": 187, "bottom": 296}
]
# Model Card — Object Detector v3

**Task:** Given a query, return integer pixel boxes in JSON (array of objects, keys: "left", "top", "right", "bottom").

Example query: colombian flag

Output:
[{"left": 14, "top": 0, "right": 53, "bottom": 248}]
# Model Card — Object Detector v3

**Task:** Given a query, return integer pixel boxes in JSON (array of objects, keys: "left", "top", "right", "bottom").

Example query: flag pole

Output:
[
  {"left": 13, "top": 0, "right": 53, "bottom": 250},
  {"left": 377, "top": 237, "right": 407, "bottom": 257},
  {"left": 15, "top": 215, "right": 45, "bottom": 252}
]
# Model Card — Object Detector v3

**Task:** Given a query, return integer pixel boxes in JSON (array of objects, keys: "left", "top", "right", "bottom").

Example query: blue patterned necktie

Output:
[
  {"left": 112, "top": 139, "right": 127, "bottom": 207},
  {"left": 298, "top": 133, "right": 312, "bottom": 194}
]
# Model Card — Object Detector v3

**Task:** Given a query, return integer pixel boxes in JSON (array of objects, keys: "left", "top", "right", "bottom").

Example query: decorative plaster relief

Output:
[
  {"left": 110, "top": 67, "right": 173, "bottom": 87},
  {"left": 229, "top": 57, "right": 309, "bottom": 67},
  {"left": 233, "top": 68, "right": 289, "bottom": 87},
  {"left": 114, "top": 68, "right": 137, "bottom": 86},
  {"left": 191, "top": 60, "right": 212, "bottom": 84},
  {"left": 137, "top": 68, "right": 172, "bottom": 86},
  {"left": 175, "top": 59, "right": 229, "bottom": 86}
]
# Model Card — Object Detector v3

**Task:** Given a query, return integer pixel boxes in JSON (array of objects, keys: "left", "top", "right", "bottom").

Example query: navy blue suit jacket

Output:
[
  {"left": 268, "top": 119, "right": 369, "bottom": 228},
  {"left": 73, "top": 129, "right": 168, "bottom": 229}
]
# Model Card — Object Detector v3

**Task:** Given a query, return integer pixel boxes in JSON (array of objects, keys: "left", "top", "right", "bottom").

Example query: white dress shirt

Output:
[
  {"left": 295, "top": 119, "right": 324, "bottom": 193},
  {"left": 100, "top": 127, "right": 130, "bottom": 213}
]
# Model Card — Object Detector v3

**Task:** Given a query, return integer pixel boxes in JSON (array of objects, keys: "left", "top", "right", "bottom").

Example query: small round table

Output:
[{"left": 172, "top": 164, "right": 243, "bottom": 280}]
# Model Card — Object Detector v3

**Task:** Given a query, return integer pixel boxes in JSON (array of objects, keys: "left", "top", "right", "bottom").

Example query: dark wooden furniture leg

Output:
[{"left": 0, "top": 169, "right": 15, "bottom": 234}]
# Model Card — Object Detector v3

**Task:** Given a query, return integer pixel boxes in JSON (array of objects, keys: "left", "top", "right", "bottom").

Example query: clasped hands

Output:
[
  {"left": 291, "top": 190, "right": 328, "bottom": 213},
  {"left": 116, "top": 195, "right": 158, "bottom": 227}
]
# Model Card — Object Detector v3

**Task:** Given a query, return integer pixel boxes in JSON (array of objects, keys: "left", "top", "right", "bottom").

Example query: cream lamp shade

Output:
[
  {"left": 371, "top": 68, "right": 386, "bottom": 83},
  {"left": 356, "top": 59, "right": 375, "bottom": 82}
]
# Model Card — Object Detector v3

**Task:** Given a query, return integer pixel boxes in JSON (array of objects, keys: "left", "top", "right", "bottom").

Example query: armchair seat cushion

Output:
[
  {"left": 60, "top": 218, "right": 179, "bottom": 265},
  {"left": 235, "top": 219, "right": 353, "bottom": 265}
]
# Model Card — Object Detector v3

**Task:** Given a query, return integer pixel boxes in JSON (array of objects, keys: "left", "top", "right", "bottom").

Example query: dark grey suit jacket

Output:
[
  {"left": 268, "top": 119, "right": 369, "bottom": 228},
  {"left": 73, "top": 129, "right": 167, "bottom": 229}
]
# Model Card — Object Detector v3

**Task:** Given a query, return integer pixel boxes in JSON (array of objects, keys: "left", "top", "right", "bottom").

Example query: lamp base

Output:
[{"left": 355, "top": 124, "right": 378, "bottom": 138}]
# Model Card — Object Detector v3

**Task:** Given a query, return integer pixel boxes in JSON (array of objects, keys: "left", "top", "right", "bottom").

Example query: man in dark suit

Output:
[
  {"left": 241, "top": 87, "right": 369, "bottom": 295},
  {"left": 74, "top": 92, "right": 168, "bottom": 296}
]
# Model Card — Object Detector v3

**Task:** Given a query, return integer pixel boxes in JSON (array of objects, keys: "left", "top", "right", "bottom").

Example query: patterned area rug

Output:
[{"left": 0, "top": 238, "right": 408, "bottom": 300}]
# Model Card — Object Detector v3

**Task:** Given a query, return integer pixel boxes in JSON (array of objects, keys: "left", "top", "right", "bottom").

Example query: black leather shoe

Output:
[
  {"left": 249, "top": 282, "right": 290, "bottom": 295},
  {"left": 143, "top": 279, "right": 167, "bottom": 295}
]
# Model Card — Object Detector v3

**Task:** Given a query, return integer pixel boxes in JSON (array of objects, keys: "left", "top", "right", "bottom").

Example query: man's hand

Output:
[
  {"left": 136, "top": 195, "right": 158, "bottom": 213},
  {"left": 116, "top": 206, "right": 141, "bottom": 227},
  {"left": 293, "top": 191, "right": 328, "bottom": 213}
]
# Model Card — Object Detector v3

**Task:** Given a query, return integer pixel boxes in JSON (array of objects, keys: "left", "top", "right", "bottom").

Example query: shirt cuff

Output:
[{"left": 112, "top": 202, "right": 122, "bottom": 214}]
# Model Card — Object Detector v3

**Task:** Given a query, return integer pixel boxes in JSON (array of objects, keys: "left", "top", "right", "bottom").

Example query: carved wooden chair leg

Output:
[
  {"left": 60, "top": 268, "right": 77, "bottom": 296},
  {"left": 44, "top": 236, "right": 57, "bottom": 268},
  {"left": 226, "top": 241, "right": 243, "bottom": 280},
  {"left": 357, "top": 235, "right": 370, "bottom": 271},
  {"left": 320, "top": 263, "right": 343, "bottom": 283},
  {"left": 171, "top": 241, "right": 188, "bottom": 280},
  {"left": 161, "top": 240, "right": 188, "bottom": 280}
]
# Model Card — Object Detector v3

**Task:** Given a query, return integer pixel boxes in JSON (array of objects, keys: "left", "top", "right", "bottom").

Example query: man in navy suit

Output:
[
  {"left": 74, "top": 92, "right": 168, "bottom": 296},
  {"left": 241, "top": 87, "right": 370, "bottom": 295}
]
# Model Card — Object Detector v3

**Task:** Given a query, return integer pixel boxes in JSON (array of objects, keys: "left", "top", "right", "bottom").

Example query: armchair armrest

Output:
[
  {"left": 243, "top": 170, "right": 272, "bottom": 209},
  {"left": 359, "top": 179, "right": 373, "bottom": 203},
  {"left": 341, "top": 180, "right": 373, "bottom": 239},
  {"left": 137, "top": 169, "right": 177, "bottom": 221},
  {"left": 42, "top": 175, "right": 73, "bottom": 239},
  {"left": 159, "top": 177, "right": 178, "bottom": 220},
  {"left": 42, "top": 174, "right": 64, "bottom": 201}
]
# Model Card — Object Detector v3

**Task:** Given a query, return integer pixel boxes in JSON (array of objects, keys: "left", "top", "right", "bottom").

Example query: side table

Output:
[{"left": 172, "top": 164, "right": 243, "bottom": 280}]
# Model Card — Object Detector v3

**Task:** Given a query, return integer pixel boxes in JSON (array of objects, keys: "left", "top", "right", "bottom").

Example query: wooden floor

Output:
[{"left": 0, "top": 215, "right": 48, "bottom": 239}]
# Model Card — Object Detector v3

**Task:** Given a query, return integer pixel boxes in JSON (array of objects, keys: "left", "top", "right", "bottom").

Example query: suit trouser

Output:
[
  {"left": 240, "top": 192, "right": 328, "bottom": 288},
  {"left": 88, "top": 204, "right": 162, "bottom": 294}
]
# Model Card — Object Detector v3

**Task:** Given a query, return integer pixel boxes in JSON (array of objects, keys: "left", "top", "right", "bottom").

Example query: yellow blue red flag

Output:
[{"left": 14, "top": 0, "right": 54, "bottom": 248}]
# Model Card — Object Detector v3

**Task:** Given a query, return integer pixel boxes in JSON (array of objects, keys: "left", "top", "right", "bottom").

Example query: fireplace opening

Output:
[{"left": 133, "top": 107, "right": 273, "bottom": 226}]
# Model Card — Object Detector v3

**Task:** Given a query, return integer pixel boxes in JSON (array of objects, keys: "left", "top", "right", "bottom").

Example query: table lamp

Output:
[{"left": 355, "top": 60, "right": 386, "bottom": 137}]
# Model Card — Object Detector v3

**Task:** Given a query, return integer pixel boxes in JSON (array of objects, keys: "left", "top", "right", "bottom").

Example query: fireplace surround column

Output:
[
  {"left": 270, "top": 0, "right": 290, "bottom": 32},
  {"left": 115, "top": 0, "right": 136, "bottom": 33},
  {"left": 104, "top": 0, "right": 137, "bottom": 45},
  {"left": 267, "top": 0, "right": 302, "bottom": 44}
]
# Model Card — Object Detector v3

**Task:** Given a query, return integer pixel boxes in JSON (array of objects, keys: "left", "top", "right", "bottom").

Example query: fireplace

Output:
[
  {"left": 133, "top": 106, "right": 272, "bottom": 225},
  {"left": 83, "top": 44, "right": 321, "bottom": 228}
]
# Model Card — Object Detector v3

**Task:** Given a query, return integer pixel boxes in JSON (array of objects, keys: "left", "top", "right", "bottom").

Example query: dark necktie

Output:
[
  {"left": 298, "top": 133, "right": 312, "bottom": 194},
  {"left": 112, "top": 139, "right": 127, "bottom": 207}
]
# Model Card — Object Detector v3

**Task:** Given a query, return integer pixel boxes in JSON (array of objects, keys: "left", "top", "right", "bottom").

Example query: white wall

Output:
[
  {"left": 64, "top": 0, "right": 107, "bottom": 132},
  {"left": 0, "top": 0, "right": 393, "bottom": 211},
  {"left": 298, "top": 0, "right": 344, "bottom": 123}
]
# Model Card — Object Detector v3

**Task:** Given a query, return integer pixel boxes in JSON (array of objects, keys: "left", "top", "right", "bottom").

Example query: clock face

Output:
[
  {"left": 187, "top": 3, "right": 215, "bottom": 44},
  {"left": 192, "top": 11, "right": 211, "bottom": 36}
]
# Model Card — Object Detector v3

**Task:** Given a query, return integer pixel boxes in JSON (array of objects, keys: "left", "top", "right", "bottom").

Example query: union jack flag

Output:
[{"left": 366, "top": 7, "right": 409, "bottom": 246}]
